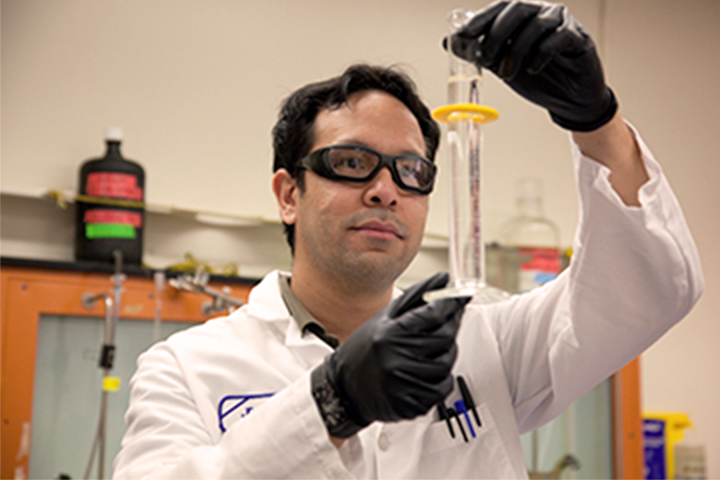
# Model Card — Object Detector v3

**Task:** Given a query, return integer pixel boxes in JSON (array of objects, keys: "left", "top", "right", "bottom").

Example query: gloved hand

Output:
[
  {"left": 447, "top": 0, "right": 617, "bottom": 131},
  {"left": 311, "top": 272, "right": 470, "bottom": 438}
]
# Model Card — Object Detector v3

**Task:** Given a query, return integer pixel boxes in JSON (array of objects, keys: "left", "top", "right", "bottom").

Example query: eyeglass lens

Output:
[{"left": 325, "top": 146, "right": 433, "bottom": 190}]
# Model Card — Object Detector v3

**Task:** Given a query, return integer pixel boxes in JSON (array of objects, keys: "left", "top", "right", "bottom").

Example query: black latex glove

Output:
[
  {"left": 311, "top": 272, "right": 470, "bottom": 438},
  {"left": 448, "top": 0, "right": 617, "bottom": 131}
]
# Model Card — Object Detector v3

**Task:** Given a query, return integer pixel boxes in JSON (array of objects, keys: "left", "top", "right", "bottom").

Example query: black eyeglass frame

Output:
[{"left": 298, "top": 143, "right": 437, "bottom": 194}]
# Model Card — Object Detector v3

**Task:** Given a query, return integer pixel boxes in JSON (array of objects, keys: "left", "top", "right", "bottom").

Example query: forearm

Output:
[{"left": 572, "top": 112, "right": 649, "bottom": 206}]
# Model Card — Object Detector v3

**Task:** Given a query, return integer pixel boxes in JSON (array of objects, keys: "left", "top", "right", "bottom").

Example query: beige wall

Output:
[
  {"left": 2, "top": 0, "right": 718, "bottom": 474},
  {"left": 1, "top": 0, "right": 603, "bottom": 244}
]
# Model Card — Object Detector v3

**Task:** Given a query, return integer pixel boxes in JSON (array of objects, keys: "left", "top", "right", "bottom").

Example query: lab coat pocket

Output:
[
  {"left": 418, "top": 403, "right": 517, "bottom": 478},
  {"left": 423, "top": 401, "right": 493, "bottom": 454}
]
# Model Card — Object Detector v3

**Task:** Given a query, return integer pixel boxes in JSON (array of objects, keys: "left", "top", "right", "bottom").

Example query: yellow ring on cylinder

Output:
[{"left": 432, "top": 103, "right": 500, "bottom": 124}]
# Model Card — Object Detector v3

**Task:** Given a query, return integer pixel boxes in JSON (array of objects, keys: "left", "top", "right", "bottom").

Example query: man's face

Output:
[{"left": 282, "top": 90, "right": 430, "bottom": 291}]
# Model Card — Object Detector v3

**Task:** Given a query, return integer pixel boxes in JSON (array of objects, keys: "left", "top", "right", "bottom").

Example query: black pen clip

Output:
[
  {"left": 436, "top": 401, "right": 455, "bottom": 438},
  {"left": 457, "top": 375, "right": 481, "bottom": 428},
  {"left": 451, "top": 406, "right": 469, "bottom": 442}
]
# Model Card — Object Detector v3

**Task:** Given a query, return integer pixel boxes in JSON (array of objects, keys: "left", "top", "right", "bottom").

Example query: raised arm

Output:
[
  {"left": 572, "top": 112, "right": 648, "bottom": 206},
  {"left": 451, "top": 0, "right": 703, "bottom": 433}
]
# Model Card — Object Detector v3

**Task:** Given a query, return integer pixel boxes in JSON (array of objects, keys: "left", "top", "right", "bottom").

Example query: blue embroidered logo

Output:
[{"left": 217, "top": 393, "right": 274, "bottom": 433}]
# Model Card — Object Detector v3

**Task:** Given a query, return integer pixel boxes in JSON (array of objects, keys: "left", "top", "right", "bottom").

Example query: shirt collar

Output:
[{"left": 278, "top": 273, "right": 339, "bottom": 349}]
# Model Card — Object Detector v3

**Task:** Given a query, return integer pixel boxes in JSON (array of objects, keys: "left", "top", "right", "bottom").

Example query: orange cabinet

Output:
[{"left": 1, "top": 262, "right": 253, "bottom": 479}]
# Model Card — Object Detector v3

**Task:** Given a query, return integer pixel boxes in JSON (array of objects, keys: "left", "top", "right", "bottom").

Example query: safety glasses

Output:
[{"left": 299, "top": 144, "right": 437, "bottom": 194}]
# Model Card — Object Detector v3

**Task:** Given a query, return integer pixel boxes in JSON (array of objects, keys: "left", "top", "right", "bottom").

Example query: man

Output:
[{"left": 114, "top": 2, "right": 703, "bottom": 478}]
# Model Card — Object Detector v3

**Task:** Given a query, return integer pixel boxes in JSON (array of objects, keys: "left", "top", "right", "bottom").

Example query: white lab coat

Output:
[{"left": 113, "top": 128, "right": 703, "bottom": 479}]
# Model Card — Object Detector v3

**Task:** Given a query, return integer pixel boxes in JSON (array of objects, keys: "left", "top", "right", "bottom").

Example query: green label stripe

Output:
[{"left": 86, "top": 223, "right": 136, "bottom": 239}]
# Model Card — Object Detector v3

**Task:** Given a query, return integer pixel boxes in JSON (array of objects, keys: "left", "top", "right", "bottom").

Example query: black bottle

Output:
[{"left": 75, "top": 128, "right": 145, "bottom": 265}]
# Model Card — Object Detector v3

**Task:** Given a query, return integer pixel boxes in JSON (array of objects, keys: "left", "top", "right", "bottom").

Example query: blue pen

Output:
[{"left": 454, "top": 399, "right": 476, "bottom": 439}]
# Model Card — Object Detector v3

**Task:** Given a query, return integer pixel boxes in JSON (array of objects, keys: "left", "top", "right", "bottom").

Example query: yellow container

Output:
[{"left": 643, "top": 412, "right": 693, "bottom": 479}]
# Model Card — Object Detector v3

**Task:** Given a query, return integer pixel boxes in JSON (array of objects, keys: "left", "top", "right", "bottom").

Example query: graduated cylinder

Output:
[{"left": 426, "top": 9, "right": 506, "bottom": 303}]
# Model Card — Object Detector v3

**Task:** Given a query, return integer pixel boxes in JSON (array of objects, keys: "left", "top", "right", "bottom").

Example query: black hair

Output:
[{"left": 271, "top": 64, "right": 440, "bottom": 254}]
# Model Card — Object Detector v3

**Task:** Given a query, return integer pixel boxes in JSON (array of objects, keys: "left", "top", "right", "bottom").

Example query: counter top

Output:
[{"left": 0, "top": 256, "right": 259, "bottom": 285}]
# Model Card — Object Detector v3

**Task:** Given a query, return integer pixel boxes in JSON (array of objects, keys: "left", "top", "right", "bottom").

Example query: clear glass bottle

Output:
[{"left": 499, "top": 177, "right": 561, "bottom": 293}]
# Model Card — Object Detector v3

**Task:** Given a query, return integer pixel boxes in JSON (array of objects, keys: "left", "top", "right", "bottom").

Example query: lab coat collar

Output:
[
  {"left": 244, "top": 270, "right": 331, "bottom": 355},
  {"left": 244, "top": 270, "right": 292, "bottom": 321}
]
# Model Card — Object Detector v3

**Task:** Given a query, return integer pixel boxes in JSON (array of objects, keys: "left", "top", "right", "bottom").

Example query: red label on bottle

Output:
[
  {"left": 86, "top": 172, "right": 143, "bottom": 200},
  {"left": 518, "top": 247, "right": 561, "bottom": 272},
  {"left": 84, "top": 209, "right": 142, "bottom": 228},
  {"left": 516, "top": 247, "right": 561, "bottom": 292}
]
